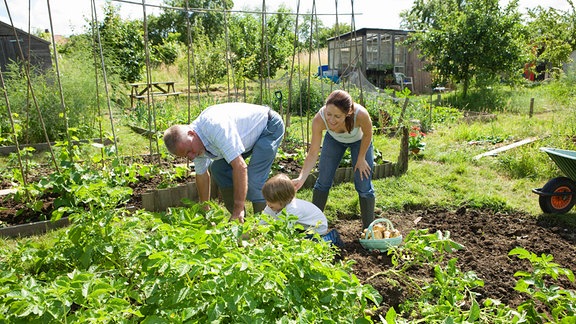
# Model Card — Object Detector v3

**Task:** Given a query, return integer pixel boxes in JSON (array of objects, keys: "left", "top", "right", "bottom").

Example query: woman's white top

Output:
[{"left": 319, "top": 105, "right": 363, "bottom": 143}]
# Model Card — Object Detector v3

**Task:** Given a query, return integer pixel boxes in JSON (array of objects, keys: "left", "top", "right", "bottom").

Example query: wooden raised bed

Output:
[{"left": 141, "top": 124, "right": 409, "bottom": 212}]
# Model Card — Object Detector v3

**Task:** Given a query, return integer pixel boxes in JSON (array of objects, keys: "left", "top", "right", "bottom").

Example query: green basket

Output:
[{"left": 359, "top": 218, "right": 402, "bottom": 252}]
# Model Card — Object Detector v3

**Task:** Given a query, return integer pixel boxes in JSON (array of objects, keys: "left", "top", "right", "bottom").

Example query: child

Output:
[{"left": 261, "top": 173, "right": 343, "bottom": 247}]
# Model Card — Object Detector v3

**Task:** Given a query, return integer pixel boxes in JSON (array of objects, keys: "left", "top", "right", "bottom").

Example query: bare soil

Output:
[
  {"left": 1, "top": 163, "right": 575, "bottom": 318},
  {"left": 334, "top": 208, "right": 576, "bottom": 316}
]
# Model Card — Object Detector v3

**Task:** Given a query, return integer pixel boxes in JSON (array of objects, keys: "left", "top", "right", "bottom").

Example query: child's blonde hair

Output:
[{"left": 262, "top": 173, "right": 295, "bottom": 208}]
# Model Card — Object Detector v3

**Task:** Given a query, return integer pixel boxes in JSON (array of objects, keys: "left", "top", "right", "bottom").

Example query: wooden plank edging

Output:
[
  {"left": 473, "top": 137, "right": 539, "bottom": 160},
  {"left": 0, "top": 138, "right": 113, "bottom": 156},
  {"left": 0, "top": 217, "right": 70, "bottom": 238},
  {"left": 141, "top": 162, "right": 399, "bottom": 212}
]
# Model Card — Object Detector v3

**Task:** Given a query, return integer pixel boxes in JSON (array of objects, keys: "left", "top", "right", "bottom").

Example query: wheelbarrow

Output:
[{"left": 532, "top": 147, "right": 576, "bottom": 214}]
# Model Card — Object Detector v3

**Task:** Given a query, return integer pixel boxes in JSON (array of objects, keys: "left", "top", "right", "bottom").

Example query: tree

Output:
[
  {"left": 178, "top": 29, "right": 227, "bottom": 94},
  {"left": 97, "top": 3, "right": 145, "bottom": 83},
  {"left": 150, "top": 32, "right": 183, "bottom": 66},
  {"left": 145, "top": 15, "right": 183, "bottom": 66},
  {"left": 402, "top": 0, "right": 526, "bottom": 96},
  {"left": 297, "top": 12, "right": 325, "bottom": 50},
  {"left": 292, "top": 12, "right": 351, "bottom": 51},
  {"left": 317, "top": 23, "right": 352, "bottom": 48},
  {"left": 525, "top": 4, "right": 576, "bottom": 76},
  {"left": 228, "top": 7, "right": 295, "bottom": 81},
  {"left": 150, "top": 0, "right": 233, "bottom": 45}
]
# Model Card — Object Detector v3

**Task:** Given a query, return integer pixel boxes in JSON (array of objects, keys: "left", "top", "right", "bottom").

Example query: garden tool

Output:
[
  {"left": 275, "top": 90, "right": 290, "bottom": 128},
  {"left": 359, "top": 197, "right": 375, "bottom": 230},
  {"left": 312, "top": 189, "right": 329, "bottom": 211}
]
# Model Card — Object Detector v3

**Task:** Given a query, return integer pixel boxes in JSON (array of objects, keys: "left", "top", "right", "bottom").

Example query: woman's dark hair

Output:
[{"left": 325, "top": 90, "right": 354, "bottom": 133}]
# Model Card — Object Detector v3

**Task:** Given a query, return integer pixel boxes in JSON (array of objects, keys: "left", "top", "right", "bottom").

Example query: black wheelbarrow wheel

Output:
[{"left": 538, "top": 177, "right": 576, "bottom": 214}]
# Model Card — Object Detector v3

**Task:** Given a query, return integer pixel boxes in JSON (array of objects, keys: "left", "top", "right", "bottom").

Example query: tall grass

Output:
[
  {"left": 0, "top": 59, "right": 104, "bottom": 145},
  {"left": 296, "top": 48, "right": 329, "bottom": 73}
]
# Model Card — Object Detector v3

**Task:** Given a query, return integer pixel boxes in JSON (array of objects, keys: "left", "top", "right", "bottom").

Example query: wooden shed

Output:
[
  {"left": 327, "top": 28, "right": 431, "bottom": 94},
  {"left": 0, "top": 20, "right": 52, "bottom": 73}
]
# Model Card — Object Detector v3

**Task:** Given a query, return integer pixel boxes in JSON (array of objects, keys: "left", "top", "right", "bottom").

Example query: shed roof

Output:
[
  {"left": 0, "top": 20, "right": 51, "bottom": 45},
  {"left": 327, "top": 28, "right": 414, "bottom": 41}
]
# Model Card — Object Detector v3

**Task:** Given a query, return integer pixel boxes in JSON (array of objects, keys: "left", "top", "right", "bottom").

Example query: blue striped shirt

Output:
[{"left": 191, "top": 103, "right": 269, "bottom": 174}]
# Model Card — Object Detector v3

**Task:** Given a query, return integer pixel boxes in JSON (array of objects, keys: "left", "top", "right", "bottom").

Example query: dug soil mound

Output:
[{"left": 334, "top": 207, "right": 576, "bottom": 315}]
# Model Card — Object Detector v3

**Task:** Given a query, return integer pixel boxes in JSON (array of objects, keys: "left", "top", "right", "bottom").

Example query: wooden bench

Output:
[{"left": 129, "top": 81, "right": 182, "bottom": 107}]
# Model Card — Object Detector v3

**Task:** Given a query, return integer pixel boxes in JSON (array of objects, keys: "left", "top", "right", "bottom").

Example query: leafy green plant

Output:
[
  {"left": 510, "top": 247, "right": 576, "bottom": 323},
  {"left": 406, "top": 258, "right": 486, "bottom": 323},
  {"left": 391, "top": 229, "right": 464, "bottom": 272},
  {"left": 11, "top": 142, "right": 158, "bottom": 217},
  {"left": 286, "top": 79, "right": 326, "bottom": 117},
  {"left": 365, "top": 229, "right": 512, "bottom": 323},
  {"left": 0, "top": 61, "right": 99, "bottom": 144},
  {"left": 272, "top": 146, "right": 305, "bottom": 174},
  {"left": 0, "top": 205, "right": 382, "bottom": 322}
]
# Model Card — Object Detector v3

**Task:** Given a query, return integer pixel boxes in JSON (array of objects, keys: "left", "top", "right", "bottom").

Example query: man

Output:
[{"left": 163, "top": 103, "right": 284, "bottom": 223}]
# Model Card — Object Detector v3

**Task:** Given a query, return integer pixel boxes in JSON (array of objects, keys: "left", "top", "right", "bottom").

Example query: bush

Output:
[
  {"left": 288, "top": 79, "right": 326, "bottom": 116},
  {"left": 0, "top": 207, "right": 382, "bottom": 322}
]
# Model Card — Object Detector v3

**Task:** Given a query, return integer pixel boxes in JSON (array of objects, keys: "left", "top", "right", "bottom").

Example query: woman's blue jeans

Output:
[
  {"left": 314, "top": 132, "right": 375, "bottom": 198},
  {"left": 210, "top": 110, "right": 284, "bottom": 203}
]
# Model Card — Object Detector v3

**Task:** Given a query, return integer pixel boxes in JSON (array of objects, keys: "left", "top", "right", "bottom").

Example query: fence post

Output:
[
  {"left": 529, "top": 97, "right": 534, "bottom": 118},
  {"left": 395, "top": 126, "right": 409, "bottom": 175},
  {"left": 429, "top": 104, "right": 433, "bottom": 129},
  {"left": 397, "top": 98, "right": 409, "bottom": 127}
]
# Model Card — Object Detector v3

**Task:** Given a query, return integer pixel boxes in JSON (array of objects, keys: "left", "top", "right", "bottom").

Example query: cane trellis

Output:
[{"left": 0, "top": 0, "right": 367, "bottom": 191}]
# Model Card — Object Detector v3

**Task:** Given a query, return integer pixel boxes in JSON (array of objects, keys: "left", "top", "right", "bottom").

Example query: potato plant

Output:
[{"left": 0, "top": 205, "right": 381, "bottom": 322}]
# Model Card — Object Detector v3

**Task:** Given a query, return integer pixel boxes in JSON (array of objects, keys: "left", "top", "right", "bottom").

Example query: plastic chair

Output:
[{"left": 394, "top": 72, "right": 414, "bottom": 92}]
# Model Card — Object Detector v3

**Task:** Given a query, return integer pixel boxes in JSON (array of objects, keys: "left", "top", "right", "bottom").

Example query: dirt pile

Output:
[{"left": 334, "top": 207, "right": 576, "bottom": 313}]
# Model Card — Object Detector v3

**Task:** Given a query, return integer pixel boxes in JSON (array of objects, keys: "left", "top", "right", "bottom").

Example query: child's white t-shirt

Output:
[{"left": 262, "top": 198, "right": 328, "bottom": 235}]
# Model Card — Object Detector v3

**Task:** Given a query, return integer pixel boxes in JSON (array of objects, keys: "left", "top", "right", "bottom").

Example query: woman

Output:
[{"left": 292, "top": 90, "right": 375, "bottom": 230}]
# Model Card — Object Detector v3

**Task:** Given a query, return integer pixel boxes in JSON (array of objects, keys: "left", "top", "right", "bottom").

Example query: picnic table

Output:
[{"left": 129, "top": 81, "right": 182, "bottom": 107}]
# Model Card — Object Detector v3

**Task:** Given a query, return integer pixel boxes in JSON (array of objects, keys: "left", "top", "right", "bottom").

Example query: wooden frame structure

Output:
[{"left": 327, "top": 28, "right": 431, "bottom": 93}]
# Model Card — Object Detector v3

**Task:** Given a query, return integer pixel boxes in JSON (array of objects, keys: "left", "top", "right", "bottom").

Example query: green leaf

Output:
[
  {"left": 513, "top": 270, "right": 531, "bottom": 278},
  {"left": 385, "top": 306, "right": 397, "bottom": 323},
  {"left": 9, "top": 300, "right": 34, "bottom": 317},
  {"left": 514, "top": 280, "right": 530, "bottom": 293},
  {"left": 149, "top": 252, "right": 167, "bottom": 260},
  {"left": 509, "top": 247, "right": 531, "bottom": 259},
  {"left": 468, "top": 297, "right": 480, "bottom": 321},
  {"left": 88, "top": 288, "right": 115, "bottom": 300}
]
